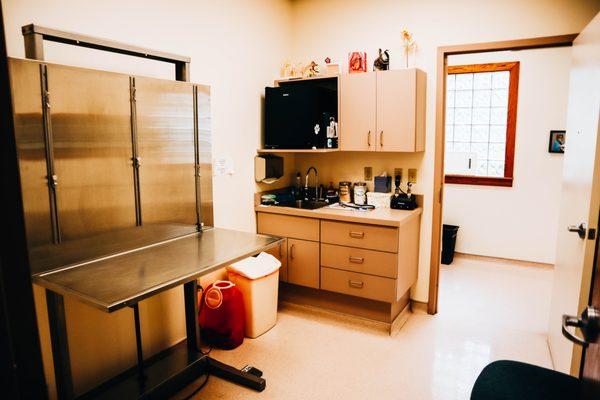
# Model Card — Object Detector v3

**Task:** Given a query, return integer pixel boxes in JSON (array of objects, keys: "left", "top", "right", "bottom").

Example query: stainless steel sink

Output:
[{"left": 274, "top": 200, "right": 328, "bottom": 210}]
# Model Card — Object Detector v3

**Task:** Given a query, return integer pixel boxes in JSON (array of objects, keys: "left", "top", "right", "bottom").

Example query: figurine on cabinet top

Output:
[
  {"left": 373, "top": 49, "right": 390, "bottom": 71},
  {"left": 402, "top": 29, "right": 417, "bottom": 68}
]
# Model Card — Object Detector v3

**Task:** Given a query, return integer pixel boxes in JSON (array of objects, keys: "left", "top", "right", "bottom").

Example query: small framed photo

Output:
[
  {"left": 348, "top": 52, "right": 367, "bottom": 73},
  {"left": 548, "top": 130, "right": 566, "bottom": 154}
]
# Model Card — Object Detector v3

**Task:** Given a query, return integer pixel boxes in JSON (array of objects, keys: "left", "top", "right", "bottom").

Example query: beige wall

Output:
[
  {"left": 3, "top": 0, "right": 293, "bottom": 397},
  {"left": 444, "top": 47, "right": 572, "bottom": 264},
  {"left": 290, "top": 0, "right": 599, "bottom": 301}
]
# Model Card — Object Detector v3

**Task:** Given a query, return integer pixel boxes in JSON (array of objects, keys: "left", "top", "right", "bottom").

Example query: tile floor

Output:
[{"left": 177, "top": 254, "right": 555, "bottom": 400}]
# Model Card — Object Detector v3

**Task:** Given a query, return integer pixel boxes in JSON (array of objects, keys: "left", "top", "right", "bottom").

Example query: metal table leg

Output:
[
  {"left": 131, "top": 303, "right": 146, "bottom": 380},
  {"left": 46, "top": 289, "right": 75, "bottom": 400}
]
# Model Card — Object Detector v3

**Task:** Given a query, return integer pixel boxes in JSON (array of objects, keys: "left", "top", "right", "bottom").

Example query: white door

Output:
[{"left": 548, "top": 13, "right": 600, "bottom": 375}]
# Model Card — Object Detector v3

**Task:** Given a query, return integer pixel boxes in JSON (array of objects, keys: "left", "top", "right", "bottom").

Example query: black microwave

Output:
[{"left": 264, "top": 83, "right": 337, "bottom": 149}]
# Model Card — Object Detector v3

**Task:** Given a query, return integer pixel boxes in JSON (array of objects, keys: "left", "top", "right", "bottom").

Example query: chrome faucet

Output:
[{"left": 305, "top": 166, "right": 318, "bottom": 200}]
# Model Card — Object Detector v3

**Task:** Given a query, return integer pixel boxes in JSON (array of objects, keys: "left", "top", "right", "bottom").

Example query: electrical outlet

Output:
[
  {"left": 364, "top": 167, "right": 373, "bottom": 181},
  {"left": 394, "top": 168, "right": 403, "bottom": 180},
  {"left": 408, "top": 168, "right": 417, "bottom": 183}
]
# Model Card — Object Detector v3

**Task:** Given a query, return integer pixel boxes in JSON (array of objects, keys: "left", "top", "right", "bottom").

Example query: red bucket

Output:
[{"left": 198, "top": 280, "right": 245, "bottom": 349}]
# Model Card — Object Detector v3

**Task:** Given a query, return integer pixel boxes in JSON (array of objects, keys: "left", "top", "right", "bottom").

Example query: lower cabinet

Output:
[
  {"left": 264, "top": 239, "right": 288, "bottom": 282},
  {"left": 287, "top": 238, "right": 320, "bottom": 289}
]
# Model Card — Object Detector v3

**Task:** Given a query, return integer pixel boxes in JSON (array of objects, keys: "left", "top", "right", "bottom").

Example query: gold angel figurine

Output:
[{"left": 402, "top": 29, "right": 416, "bottom": 68}]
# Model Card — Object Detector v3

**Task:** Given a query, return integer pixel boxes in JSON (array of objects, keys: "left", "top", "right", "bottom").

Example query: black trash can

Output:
[{"left": 441, "top": 224, "right": 459, "bottom": 265}]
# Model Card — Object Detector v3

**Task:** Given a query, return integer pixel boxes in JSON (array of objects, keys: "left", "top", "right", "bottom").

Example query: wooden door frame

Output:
[{"left": 428, "top": 33, "right": 578, "bottom": 315}]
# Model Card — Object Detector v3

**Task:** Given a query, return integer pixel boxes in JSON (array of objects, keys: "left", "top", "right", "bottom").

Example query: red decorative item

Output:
[
  {"left": 198, "top": 280, "right": 245, "bottom": 349},
  {"left": 348, "top": 52, "right": 367, "bottom": 73}
]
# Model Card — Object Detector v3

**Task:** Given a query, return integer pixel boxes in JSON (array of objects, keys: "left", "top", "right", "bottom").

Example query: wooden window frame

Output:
[{"left": 444, "top": 61, "right": 520, "bottom": 187}]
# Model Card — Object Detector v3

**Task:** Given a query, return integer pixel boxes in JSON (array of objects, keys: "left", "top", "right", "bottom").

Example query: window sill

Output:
[{"left": 444, "top": 175, "right": 513, "bottom": 187}]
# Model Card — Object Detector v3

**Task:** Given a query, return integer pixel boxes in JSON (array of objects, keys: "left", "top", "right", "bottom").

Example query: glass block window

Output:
[{"left": 444, "top": 62, "right": 519, "bottom": 187}]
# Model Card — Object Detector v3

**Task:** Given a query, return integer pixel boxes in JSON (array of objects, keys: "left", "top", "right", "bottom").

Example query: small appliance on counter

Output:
[{"left": 390, "top": 175, "right": 417, "bottom": 210}]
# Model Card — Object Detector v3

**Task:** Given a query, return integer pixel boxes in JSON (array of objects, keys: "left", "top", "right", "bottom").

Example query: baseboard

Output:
[
  {"left": 389, "top": 303, "right": 411, "bottom": 336},
  {"left": 453, "top": 252, "right": 553, "bottom": 268},
  {"left": 410, "top": 300, "right": 428, "bottom": 314}
]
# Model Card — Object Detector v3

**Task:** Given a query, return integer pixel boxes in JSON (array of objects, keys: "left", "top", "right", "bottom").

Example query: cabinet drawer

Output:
[
  {"left": 321, "top": 220, "right": 398, "bottom": 252},
  {"left": 257, "top": 212, "right": 319, "bottom": 241},
  {"left": 321, "top": 244, "right": 397, "bottom": 278},
  {"left": 321, "top": 267, "right": 396, "bottom": 303}
]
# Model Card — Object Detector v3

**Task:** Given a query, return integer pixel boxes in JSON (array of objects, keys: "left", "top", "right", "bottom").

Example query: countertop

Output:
[{"left": 255, "top": 204, "right": 421, "bottom": 227}]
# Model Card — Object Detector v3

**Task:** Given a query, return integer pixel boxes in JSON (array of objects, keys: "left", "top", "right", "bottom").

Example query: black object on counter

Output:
[
  {"left": 442, "top": 224, "right": 459, "bottom": 265},
  {"left": 390, "top": 193, "right": 417, "bottom": 210},
  {"left": 374, "top": 176, "right": 392, "bottom": 193}
]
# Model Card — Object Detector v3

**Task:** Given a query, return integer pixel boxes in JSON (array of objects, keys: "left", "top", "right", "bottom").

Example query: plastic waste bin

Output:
[
  {"left": 226, "top": 252, "right": 281, "bottom": 338},
  {"left": 442, "top": 224, "right": 459, "bottom": 265}
]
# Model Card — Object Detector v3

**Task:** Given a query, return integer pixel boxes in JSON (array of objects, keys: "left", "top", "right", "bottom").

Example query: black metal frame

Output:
[
  {"left": 22, "top": 24, "right": 190, "bottom": 80},
  {"left": 24, "top": 24, "right": 266, "bottom": 399},
  {"left": 0, "top": 9, "right": 48, "bottom": 399}
]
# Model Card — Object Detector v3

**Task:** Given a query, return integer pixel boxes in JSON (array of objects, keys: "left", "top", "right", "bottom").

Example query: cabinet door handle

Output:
[
  {"left": 290, "top": 244, "right": 295, "bottom": 260},
  {"left": 349, "top": 231, "right": 364, "bottom": 238},
  {"left": 349, "top": 256, "right": 364, "bottom": 264},
  {"left": 380, "top": 130, "right": 384, "bottom": 147},
  {"left": 348, "top": 280, "right": 364, "bottom": 289},
  {"left": 367, "top": 130, "right": 371, "bottom": 147}
]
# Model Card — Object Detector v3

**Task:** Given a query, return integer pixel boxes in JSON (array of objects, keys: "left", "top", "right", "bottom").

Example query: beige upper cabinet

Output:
[
  {"left": 340, "top": 72, "right": 377, "bottom": 151},
  {"left": 376, "top": 69, "right": 426, "bottom": 152},
  {"left": 340, "top": 68, "right": 426, "bottom": 152}
]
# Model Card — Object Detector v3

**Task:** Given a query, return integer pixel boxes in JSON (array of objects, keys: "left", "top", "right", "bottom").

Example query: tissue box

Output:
[
  {"left": 374, "top": 176, "right": 392, "bottom": 193},
  {"left": 367, "top": 192, "right": 392, "bottom": 209}
]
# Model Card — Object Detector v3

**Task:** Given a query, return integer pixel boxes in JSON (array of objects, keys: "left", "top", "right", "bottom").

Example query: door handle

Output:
[
  {"left": 567, "top": 223, "right": 587, "bottom": 239},
  {"left": 367, "top": 130, "right": 371, "bottom": 147},
  {"left": 380, "top": 130, "right": 383, "bottom": 147},
  {"left": 562, "top": 306, "right": 600, "bottom": 346},
  {"left": 290, "top": 244, "right": 295, "bottom": 260}
]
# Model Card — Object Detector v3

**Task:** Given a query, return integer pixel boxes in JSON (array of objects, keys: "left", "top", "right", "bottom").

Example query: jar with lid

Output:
[
  {"left": 354, "top": 182, "right": 367, "bottom": 205},
  {"left": 339, "top": 181, "right": 352, "bottom": 203}
]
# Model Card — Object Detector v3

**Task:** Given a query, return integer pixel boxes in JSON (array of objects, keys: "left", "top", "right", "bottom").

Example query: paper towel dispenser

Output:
[{"left": 254, "top": 155, "right": 283, "bottom": 184}]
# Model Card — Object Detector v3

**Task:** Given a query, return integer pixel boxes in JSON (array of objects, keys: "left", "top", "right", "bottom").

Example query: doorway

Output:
[
  {"left": 438, "top": 46, "right": 573, "bottom": 335},
  {"left": 428, "top": 34, "right": 577, "bottom": 316}
]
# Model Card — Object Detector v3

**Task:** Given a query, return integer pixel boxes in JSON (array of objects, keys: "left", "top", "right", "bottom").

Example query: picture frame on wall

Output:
[{"left": 548, "top": 130, "right": 566, "bottom": 154}]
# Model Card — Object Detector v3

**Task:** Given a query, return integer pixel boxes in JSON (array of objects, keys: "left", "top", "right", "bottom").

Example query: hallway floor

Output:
[{"left": 177, "top": 254, "right": 554, "bottom": 400}]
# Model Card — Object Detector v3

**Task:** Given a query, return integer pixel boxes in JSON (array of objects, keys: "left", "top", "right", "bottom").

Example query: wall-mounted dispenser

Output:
[{"left": 254, "top": 154, "right": 283, "bottom": 184}]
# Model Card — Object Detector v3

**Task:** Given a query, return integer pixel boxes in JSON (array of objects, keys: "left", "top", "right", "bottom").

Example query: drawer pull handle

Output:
[
  {"left": 349, "top": 231, "right": 364, "bottom": 238},
  {"left": 349, "top": 256, "right": 364, "bottom": 264},
  {"left": 348, "top": 280, "right": 364, "bottom": 289}
]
